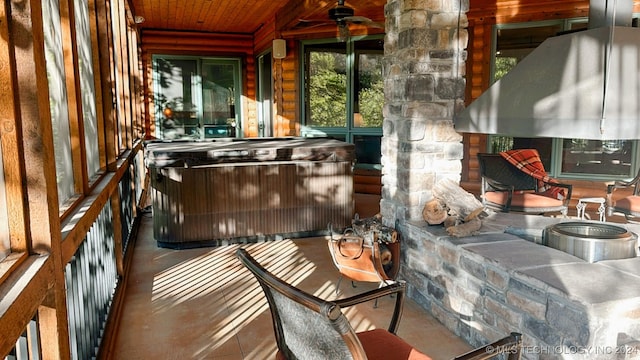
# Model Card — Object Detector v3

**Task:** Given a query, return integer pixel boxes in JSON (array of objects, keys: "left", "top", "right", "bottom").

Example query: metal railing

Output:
[
  {"left": 64, "top": 201, "right": 117, "bottom": 360},
  {"left": 4, "top": 318, "right": 40, "bottom": 360}
]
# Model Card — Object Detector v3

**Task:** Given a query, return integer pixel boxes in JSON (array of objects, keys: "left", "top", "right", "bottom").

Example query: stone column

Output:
[{"left": 382, "top": 0, "right": 468, "bottom": 224}]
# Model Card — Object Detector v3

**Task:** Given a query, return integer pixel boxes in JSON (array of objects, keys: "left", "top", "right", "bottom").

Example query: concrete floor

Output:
[{"left": 111, "top": 194, "right": 472, "bottom": 359}]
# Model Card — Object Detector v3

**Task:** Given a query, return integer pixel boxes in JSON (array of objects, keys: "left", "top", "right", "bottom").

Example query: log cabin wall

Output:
[
  {"left": 272, "top": 40, "right": 300, "bottom": 137},
  {"left": 254, "top": 17, "right": 299, "bottom": 137},
  {"left": 460, "top": 0, "right": 640, "bottom": 216}
]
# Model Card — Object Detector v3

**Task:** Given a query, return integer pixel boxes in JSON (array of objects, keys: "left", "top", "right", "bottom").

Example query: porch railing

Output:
[
  {"left": 4, "top": 146, "right": 146, "bottom": 360},
  {"left": 4, "top": 318, "right": 40, "bottom": 360},
  {"left": 64, "top": 200, "right": 117, "bottom": 360}
]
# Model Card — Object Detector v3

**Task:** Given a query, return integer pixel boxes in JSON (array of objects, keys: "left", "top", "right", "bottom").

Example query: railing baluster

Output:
[{"left": 7, "top": 157, "right": 140, "bottom": 359}]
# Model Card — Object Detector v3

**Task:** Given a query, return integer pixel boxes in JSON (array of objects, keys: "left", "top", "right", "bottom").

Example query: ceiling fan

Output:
[{"left": 296, "top": 0, "right": 384, "bottom": 41}]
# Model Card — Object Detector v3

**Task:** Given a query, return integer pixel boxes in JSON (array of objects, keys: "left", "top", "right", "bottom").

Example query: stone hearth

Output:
[{"left": 399, "top": 213, "right": 640, "bottom": 360}]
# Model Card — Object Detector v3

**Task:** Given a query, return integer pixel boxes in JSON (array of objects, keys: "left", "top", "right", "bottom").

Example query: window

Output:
[
  {"left": 303, "top": 37, "right": 384, "bottom": 169},
  {"left": 489, "top": 19, "right": 637, "bottom": 179},
  {"left": 153, "top": 56, "right": 242, "bottom": 140}
]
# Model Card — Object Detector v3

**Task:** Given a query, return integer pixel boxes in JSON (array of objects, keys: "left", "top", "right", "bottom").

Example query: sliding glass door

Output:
[{"left": 153, "top": 56, "right": 241, "bottom": 140}]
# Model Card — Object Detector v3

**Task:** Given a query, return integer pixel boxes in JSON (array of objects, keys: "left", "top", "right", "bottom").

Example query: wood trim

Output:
[
  {"left": 141, "top": 30, "right": 254, "bottom": 53},
  {"left": 129, "top": 28, "right": 144, "bottom": 139},
  {"left": 274, "top": 46, "right": 299, "bottom": 137},
  {"left": 60, "top": 0, "right": 90, "bottom": 196},
  {"left": 142, "top": 51, "right": 155, "bottom": 138},
  {"left": 112, "top": 0, "right": 130, "bottom": 152},
  {"left": 88, "top": 0, "right": 109, "bottom": 172},
  {"left": 96, "top": 0, "right": 118, "bottom": 171},
  {"left": 11, "top": 0, "right": 71, "bottom": 355},
  {"left": 0, "top": 0, "right": 28, "bottom": 253}
]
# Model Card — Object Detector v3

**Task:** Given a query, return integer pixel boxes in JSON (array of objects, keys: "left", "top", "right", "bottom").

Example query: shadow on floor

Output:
[{"left": 111, "top": 194, "right": 471, "bottom": 359}]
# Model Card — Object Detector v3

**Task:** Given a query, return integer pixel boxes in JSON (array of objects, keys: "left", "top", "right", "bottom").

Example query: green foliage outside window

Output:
[
  {"left": 494, "top": 57, "right": 517, "bottom": 82},
  {"left": 357, "top": 53, "right": 384, "bottom": 127},
  {"left": 358, "top": 81, "right": 384, "bottom": 127},
  {"left": 309, "top": 52, "right": 347, "bottom": 127},
  {"left": 308, "top": 51, "right": 383, "bottom": 128}
]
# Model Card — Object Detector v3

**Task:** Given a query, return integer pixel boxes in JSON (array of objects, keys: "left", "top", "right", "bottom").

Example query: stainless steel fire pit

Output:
[{"left": 542, "top": 222, "right": 638, "bottom": 263}]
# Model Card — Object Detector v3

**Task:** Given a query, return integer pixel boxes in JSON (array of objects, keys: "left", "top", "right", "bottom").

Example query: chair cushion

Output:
[
  {"left": 484, "top": 191, "right": 564, "bottom": 209},
  {"left": 358, "top": 329, "right": 432, "bottom": 360},
  {"left": 614, "top": 196, "right": 640, "bottom": 215}
]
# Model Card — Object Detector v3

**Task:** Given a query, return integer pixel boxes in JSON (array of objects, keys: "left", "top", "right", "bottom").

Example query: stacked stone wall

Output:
[
  {"left": 398, "top": 221, "right": 640, "bottom": 360},
  {"left": 382, "top": 0, "right": 468, "bottom": 225}
]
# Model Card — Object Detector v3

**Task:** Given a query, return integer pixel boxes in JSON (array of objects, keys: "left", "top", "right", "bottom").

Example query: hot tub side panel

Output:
[{"left": 150, "top": 161, "right": 354, "bottom": 247}]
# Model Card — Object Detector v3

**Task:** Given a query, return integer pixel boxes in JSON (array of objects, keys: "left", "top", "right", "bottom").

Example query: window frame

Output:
[
  {"left": 151, "top": 55, "right": 243, "bottom": 140},
  {"left": 301, "top": 34, "right": 384, "bottom": 170}
]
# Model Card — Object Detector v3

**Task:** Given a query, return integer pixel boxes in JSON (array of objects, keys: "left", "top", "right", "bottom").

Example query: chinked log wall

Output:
[{"left": 460, "top": 1, "right": 640, "bottom": 215}]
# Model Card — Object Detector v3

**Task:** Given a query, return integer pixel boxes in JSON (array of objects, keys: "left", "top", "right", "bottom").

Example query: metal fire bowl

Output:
[{"left": 542, "top": 222, "right": 639, "bottom": 263}]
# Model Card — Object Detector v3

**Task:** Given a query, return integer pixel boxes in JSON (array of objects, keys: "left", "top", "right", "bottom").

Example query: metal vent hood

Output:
[{"left": 455, "top": 0, "right": 640, "bottom": 140}]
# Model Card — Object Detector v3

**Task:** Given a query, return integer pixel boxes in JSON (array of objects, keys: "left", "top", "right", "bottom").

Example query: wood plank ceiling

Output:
[{"left": 129, "top": 0, "right": 387, "bottom": 35}]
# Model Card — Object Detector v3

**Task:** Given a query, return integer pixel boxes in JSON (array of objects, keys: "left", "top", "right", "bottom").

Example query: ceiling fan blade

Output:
[
  {"left": 342, "top": 16, "right": 385, "bottom": 28},
  {"left": 342, "top": 16, "right": 371, "bottom": 23},
  {"left": 295, "top": 18, "right": 333, "bottom": 28}
]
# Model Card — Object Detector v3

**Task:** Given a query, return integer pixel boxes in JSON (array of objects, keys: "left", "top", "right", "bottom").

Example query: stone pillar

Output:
[{"left": 382, "top": 0, "right": 468, "bottom": 225}]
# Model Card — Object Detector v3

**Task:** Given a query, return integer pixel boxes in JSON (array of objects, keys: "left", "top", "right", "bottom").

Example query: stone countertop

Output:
[{"left": 406, "top": 212, "right": 640, "bottom": 306}]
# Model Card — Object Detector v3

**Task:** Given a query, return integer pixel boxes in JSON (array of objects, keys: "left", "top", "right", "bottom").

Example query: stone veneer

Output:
[
  {"left": 399, "top": 213, "right": 640, "bottom": 360},
  {"left": 381, "top": 0, "right": 467, "bottom": 224}
]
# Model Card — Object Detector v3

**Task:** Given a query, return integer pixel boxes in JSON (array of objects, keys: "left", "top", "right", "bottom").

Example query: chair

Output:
[
  {"left": 607, "top": 169, "right": 640, "bottom": 220},
  {"left": 477, "top": 153, "right": 572, "bottom": 215},
  {"left": 236, "top": 248, "right": 523, "bottom": 360},
  {"left": 453, "top": 332, "right": 522, "bottom": 360}
]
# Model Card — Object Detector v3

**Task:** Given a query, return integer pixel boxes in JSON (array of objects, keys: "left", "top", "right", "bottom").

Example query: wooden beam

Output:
[
  {"left": 0, "top": 0, "right": 28, "bottom": 254},
  {"left": 13, "top": 0, "right": 71, "bottom": 356},
  {"left": 96, "top": 0, "right": 118, "bottom": 171},
  {"left": 59, "top": 0, "right": 89, "bottom": 196}
]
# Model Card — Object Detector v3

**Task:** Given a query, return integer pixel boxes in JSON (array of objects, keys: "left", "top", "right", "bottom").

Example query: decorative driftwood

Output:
[
  {"left": 422, "top": 179, "right": 486, "bottom": 237},
  {"left": 446, "top": 217, "right": 482, "bottom": 237},
  {"left": 432, "top": 178, "right": 484, "bottom": 221}
]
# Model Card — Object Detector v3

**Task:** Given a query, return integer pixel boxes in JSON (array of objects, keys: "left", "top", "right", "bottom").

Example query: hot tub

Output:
[{"left": 145, "top": 137, "right": 355, "bottom": 248}]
